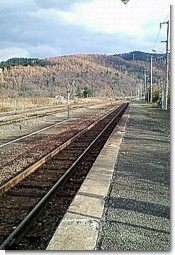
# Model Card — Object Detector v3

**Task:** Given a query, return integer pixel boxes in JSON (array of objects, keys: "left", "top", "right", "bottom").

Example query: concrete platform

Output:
[
  {"left": 96, "top": 102, "right": 170, "bottom": 251},
  {"left": 47, "top": 104, "right": 129, "bottom": 250},
  {"left": 47, "top": 101, "right": 170, "bottom": 251}
]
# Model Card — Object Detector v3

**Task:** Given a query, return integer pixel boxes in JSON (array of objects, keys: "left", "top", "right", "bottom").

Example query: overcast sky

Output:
[{"left": 0, "top": 0, "right": 172, "bottom": 61}]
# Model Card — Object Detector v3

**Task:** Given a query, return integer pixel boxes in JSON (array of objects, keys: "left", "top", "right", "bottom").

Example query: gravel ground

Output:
[
  {"left": 0, "top": 99, "right": 120, "bottom": 186},
  {"left": 96, "top": 100, "right": 170, "bottom": 251},
  {"left": 0, "top": 99, "right": 115, "bottom": 142}
]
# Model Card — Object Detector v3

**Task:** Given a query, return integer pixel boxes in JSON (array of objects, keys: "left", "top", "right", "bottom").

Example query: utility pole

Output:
[
  {"left": 67, "top": 84, "right": 70, "bottom": 119},
  {"left": 144, "top": 70, "right": 148, "bottom": 101},
  {"left": 160, "top": 20, "right": 169, "bottom": 110},
  {"left": 161, "top": 79, "right": 165, "bottom": 109},
  {"left": 150, "top": 55, "right": 153, "bottom": 103}
]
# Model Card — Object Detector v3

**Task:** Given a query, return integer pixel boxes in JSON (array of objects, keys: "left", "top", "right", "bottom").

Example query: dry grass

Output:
[
  {"left": 0, "top": 96, "right": 119, "bottom": 112},
  {"left": 0, "top": 97, "right": 64, "bottom": 112}
]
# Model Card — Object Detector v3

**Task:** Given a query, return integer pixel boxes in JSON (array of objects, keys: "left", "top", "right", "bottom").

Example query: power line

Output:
[
  {"left": 163, "top": 14, "right": 169, "bottom": 22},
  {"left": 152, "top": 27, "right": 161, "bottom": 51},
  {"left": 152, "top": 13, "right": 169, "bottom": 52}
]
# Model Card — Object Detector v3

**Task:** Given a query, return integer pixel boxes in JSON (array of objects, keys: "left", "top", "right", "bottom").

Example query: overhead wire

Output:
[
  {"left": 152, "top": 27, "right": 161, "bottom": 52},
  {"left": 152, "top": 13, "right": 169, "bottom": 52}
]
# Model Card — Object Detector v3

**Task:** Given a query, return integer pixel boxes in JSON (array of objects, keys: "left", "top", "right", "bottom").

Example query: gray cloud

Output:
[
  {"left": 0, "top": 0, "right": 170, "bottom": 61},
  {"left": 35, "top": 0, "right": 91, "bottom": 10}
]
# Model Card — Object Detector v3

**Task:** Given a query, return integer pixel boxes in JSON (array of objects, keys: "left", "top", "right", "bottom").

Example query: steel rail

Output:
[
  {"left": 0, "top": 101, "right": 109, "bottom": 126},
  {"left": 0, "top": 119, "right": 68, "bottom": 149},
  {"left": 0, "top": 103, "right": 82, "bottom": 126},
  {"left": 0, "top": 105, "right": 64, "bottom": 117},
  {"left": 0, "top": 104, "right": 119, "bottom": 195},
  {"left": 0, "top": 108, "right": 65, "bottom": 126},
  {"left": 0, "top": 103, "right": 117, "bottom": 148},
  {"left": 0, "top": 102, "right": 128, "bottom": 250}
]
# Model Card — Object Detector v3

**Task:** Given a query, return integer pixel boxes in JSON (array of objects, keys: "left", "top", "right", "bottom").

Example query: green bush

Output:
[{"left": 83, "top": 86, "right": 92, "bottom": 98}]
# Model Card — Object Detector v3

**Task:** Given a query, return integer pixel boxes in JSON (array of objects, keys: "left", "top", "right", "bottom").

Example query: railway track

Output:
[
  {"left": 0, "top": 119, "right": 68, "bottom": 149},
  {"left": 0, "top": 102, "right": 120, "bottom": 186},
  {"left": 0, "top": 100, "right": 113, "bottom": 126},
  {"left": 0, "top": 105, "right": 65, "bottom": 126},
  {"left": 0, "top": 102, "right": 129, "bottom": 250}
]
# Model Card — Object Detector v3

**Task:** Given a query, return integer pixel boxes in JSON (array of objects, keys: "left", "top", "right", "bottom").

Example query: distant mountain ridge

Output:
[
  {"left": 116, "top": 51, "right": 165, "bottom": 62},
  {"left": 0, "top": 51, "right": 165, "bottom": 68},
  {"left": 0, "top": 52, "right": 165, "bottom": 98}
]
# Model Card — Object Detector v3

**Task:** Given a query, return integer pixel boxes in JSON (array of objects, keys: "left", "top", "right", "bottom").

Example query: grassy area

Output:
[
  {"left": 0, "top": 97, "right": 64, "bottom": 112},
  {"left": 0, "top": 96, "right": 117, "bottom": 113}
]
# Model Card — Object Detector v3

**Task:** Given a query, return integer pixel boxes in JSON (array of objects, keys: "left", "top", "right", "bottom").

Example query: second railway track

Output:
[
  {"left": 0, "top": 101, "right": 122, "bottom": 187},
  {"left": 0, "top": 102, "right": 129, "bottom": 250}
]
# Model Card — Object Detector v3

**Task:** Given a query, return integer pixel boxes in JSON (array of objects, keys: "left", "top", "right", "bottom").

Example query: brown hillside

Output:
[{"left": 0, "top": 54, "right": 164, "bottom": 98}]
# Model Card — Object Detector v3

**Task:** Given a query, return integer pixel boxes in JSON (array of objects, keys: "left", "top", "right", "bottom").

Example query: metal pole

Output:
[
  {"left": 67, "top": 85, "right": 70, "bottom": 119},
  {"left": 144, "top": 70, "right": 148, "bottom": 101},
  {"left": 164, "top": 20, "right": 169, "bottom": 110},
  {"left": 150, "top": 56, "right": 153, "bottom": 102},
  {"left": 161, "top": 81, "right": 164, "bottom": 109},
  {"left": 148, "top": 87, "right": 150, "bottom": 102},
  {"left": 160, "top": 20, "right": 169, "bottom": 110}
]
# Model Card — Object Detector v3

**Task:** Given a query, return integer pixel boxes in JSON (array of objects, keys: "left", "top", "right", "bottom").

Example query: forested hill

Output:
[
  {"left": 0, "top": 58, "right": 45, "bottom": 68},
  {"left": 0, "top": 51, "right": 165, "bottom": 68},
  {"left": 116, "top": 51, "right": 165, "bottom": 62},
  {"left": 0, "top": 53, "right": 165, "bottom": 98}
]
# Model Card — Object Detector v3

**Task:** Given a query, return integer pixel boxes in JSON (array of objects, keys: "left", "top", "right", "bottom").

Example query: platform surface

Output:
[{"left": 47, "top": 101, "right": 170, "bottom": 251}]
